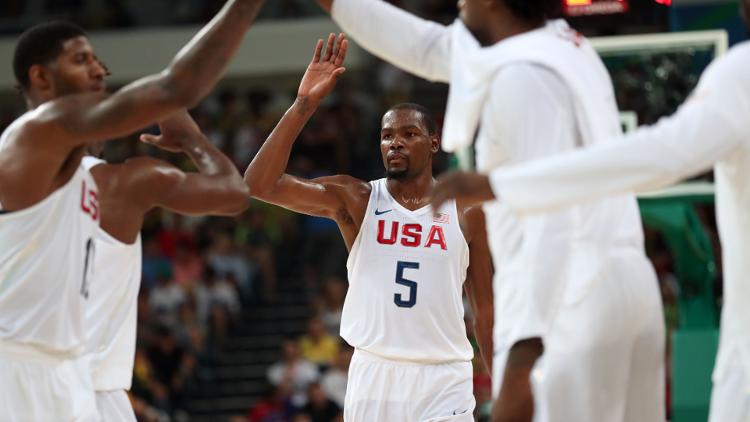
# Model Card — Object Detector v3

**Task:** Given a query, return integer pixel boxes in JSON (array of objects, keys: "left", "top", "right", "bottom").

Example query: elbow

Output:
[
  {"left": 243, "top": 167, "right": 273, "bottom": 200},
  {"left": 222, "top": 182, "right": 251, "bottom": 216}
]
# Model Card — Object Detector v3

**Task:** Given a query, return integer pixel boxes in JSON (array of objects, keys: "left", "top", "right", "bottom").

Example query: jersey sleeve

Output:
[
  {"left": 489, "top": 52, "right": 750, "bottom": 215},
  {"left": 332, "top": 0, "right": 452, "bottom": 82}
]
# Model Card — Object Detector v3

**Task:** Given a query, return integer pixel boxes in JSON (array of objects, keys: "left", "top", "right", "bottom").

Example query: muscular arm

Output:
[
  {"left": 461, "top": 205, "right": 494, "bottom": 374},
  {"left": 321, "top": 0, "right": 452, "bottom": 82},
  {"left": 244, "top": 97, "right": 353, "bottom": 219},
  {"left": 29, "top": 0, "right": 264, "bottom": 148},
  {"left": 244, "top": 35, "right": 367, "bottom": 227},
  {"left": 133, "top": 111, "right": 249, "bottom": 216}
]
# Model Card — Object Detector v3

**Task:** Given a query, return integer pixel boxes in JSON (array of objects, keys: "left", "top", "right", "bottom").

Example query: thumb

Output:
[
  {"left": 139, "top": 134, "right": 160, "bottom": 144},
  {"left": 333, "top": 67, "right": 347, "bottom": 77}
]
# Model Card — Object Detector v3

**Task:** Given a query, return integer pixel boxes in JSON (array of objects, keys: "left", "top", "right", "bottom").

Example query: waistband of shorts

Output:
[
  {"left": 0, "top": 340, "right": 78, "bottom": 364},
  {"left": 353, "top": 348, "right": 470, "bottom": 367}
]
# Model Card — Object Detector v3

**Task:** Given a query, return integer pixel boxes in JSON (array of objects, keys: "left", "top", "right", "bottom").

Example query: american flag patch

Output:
[{"left": 433, "top": 212, "right": 449, "bottom": 224}]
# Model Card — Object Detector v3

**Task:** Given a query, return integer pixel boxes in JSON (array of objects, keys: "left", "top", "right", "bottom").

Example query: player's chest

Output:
[{"left": 362, "top": 213, "right": 462, "bottom": 259}]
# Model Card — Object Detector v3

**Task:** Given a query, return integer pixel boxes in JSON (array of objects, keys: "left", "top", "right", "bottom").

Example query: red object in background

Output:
[
  {"left": 564, "top": 0, "right": 629, "bottom": 16},
  {"left": 563, "top": 0, "right": 671, "bottom": 16}
]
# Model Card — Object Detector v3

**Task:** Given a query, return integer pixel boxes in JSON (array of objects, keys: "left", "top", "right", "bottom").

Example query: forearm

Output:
[
  {"left": 182, "top": 134, "right": 238, "bottom": 177},
  {"left": 244, "top": 97, "right": 317, "bottom": 195},
  {"left": 474, "top": 318, "right": 493, "bottom": 373},
  {"left": 491, "top": 98, "right": 743, "bottom": 215},
  {"left": 164, "top": 0, "right": 264, "bottom": 106},
  {"left": 331, "top": 0, "right": 451, "bottom": 82}
]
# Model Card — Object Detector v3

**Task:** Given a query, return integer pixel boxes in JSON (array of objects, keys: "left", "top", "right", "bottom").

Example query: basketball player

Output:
[
  {"left": 244, "top": 34, "right": 494, "bottom": 421},
  {"left": 315, "top": 1, "right": 665, "bottom": 421},
  {"left": 431, "top": 2, "right": 750, "bottom": 421},
  {"left": 0, "top": 2, "right": 263, "bottom": 419},
  {"left": 81, "top": 109, "right": 248, "bottom": 420}
]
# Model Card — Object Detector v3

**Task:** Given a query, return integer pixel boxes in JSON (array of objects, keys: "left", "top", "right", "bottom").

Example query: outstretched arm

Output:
[
  {"left": 244, "top": 34, "right": 366, "bottom": 220},
  {"left": 128, "top": 110, "right": 249, "bottom": 216},
  {"left": 318, "top": 0, "right": 451, "bottom": 83},
  {"left": 432, "top": 54, "right": 749, "bottom": 215},
  {"left": 28, "top": 0, "right": 264, "bottom": 149}
]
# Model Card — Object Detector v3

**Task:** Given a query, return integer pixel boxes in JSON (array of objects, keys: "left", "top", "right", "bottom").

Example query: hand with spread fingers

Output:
[
  {"left": 431, "top": 170, "right": 497, "bottom": 211},
  {"left": 298, "top": 32, "right": 348, "bottom": 104}
]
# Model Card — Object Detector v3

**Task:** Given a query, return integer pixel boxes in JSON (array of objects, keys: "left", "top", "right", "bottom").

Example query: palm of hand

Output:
[
  {"left": 297, "top": 33, "right": 348, "bottom": 101},
  {"left": 299, "top": 62, "right": 340, "bottom": 100}
]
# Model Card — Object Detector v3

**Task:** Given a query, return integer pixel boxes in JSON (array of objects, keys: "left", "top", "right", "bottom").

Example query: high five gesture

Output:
[{"left": 298, "top": 33, "right": 348, "bottom": 102}]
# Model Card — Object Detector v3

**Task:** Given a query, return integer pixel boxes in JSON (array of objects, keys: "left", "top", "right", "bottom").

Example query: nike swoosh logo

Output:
[
  {"left": 374, "top": 209, "right": 392, "bottom": 215},
  {"left": 452, "top": 409, "right": 469, "bottom": 415}
]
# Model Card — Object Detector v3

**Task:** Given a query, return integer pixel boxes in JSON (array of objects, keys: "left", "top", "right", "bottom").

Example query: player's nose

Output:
[
  {"left": 389, "top": 136, "right": 405, "bottom": 149},
  {"left": 90, "top": 60, "right": 107, "bottom": 80}
]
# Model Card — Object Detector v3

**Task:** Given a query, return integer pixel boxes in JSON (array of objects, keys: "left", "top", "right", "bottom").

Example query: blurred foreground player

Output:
[
  {"left": 316, "top": 0, "right": 665, "bottom": 421},
  {"left": 0, "top": 1, "right": 263, "bottom": 418},
  {"left": 432, "top": 1, "right": 750, "bottom": 421},
  {"left": 82, "top": 110, "right": 248, "bottom": 420},
  {"left": 245, "top": 34, "right": 493, "bottom": 421}
]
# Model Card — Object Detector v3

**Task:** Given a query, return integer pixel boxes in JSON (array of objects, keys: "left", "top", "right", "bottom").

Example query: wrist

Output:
[{"left": 293, "top": 95, "right": 320, "bottom": 115}]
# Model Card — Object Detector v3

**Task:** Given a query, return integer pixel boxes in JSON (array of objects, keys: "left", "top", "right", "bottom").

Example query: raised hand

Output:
[
  {"left": 139, "top": 110, "right": 203, "bottom": 153},
  {"left": 297, "top": 33, "right": 348, "bottom": 103}
]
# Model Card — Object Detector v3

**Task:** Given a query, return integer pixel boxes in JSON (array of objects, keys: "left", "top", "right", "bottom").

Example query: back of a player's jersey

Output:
[
  {"left": 0, "top": 119, "right": 100, "bottom": 356},
  {"left": 79, "top": 156, "right": 143, "bottom": 391},
  {"left": 342, "top": 178, "right": 473, "bottom": 363}
]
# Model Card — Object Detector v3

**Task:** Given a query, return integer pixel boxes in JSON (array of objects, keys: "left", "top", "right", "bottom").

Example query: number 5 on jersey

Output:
[{"left": 394, "top": 260, "right": 419, "bottom": 308}]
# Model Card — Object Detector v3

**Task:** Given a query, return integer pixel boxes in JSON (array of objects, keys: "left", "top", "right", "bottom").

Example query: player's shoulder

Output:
[
  {"left": 315, "top": 174, "right": 372, "bottom": 199},
  {"left": 704, "top": 42, "right": 750, "bottom": 83},
  {"left": 5, "top": 93, "right": 109, "bottom": 147},
  {"left": 456, "top": 200, "right": 485, "bottom": 222},
  {"left": 456, "top": 200, "right": 487, "bottom": 241}
]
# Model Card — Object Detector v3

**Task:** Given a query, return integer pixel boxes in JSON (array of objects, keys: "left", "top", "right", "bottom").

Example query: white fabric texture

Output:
[
  {"left": 343, "top": 179, "right": 472, "bottom": 363},
  {"left": 96, "top": 390, "right": 137, "bottom": 422},
  {"left": 0, "top": 113, "right": 100, "bottom": 355},
  {"left": 0, "top": 341, "right": 99, "bottom": 422},
  {"left": 488, "top": 41, "right": 750, "bottom": 401},
  {"left": 344, "top": 349, "right": 474, "bottom": 422}
]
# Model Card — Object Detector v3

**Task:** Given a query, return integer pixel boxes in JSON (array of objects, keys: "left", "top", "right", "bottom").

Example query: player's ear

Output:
[
  {"left": 430, "top": 135, "right": 440, "bottom": 154},
  {"left": 28, "top": 64, "right": 52, "bottom": 92}
]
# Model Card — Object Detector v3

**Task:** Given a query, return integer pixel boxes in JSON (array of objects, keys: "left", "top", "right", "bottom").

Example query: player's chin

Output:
[{"left": 386, "top": 167, "right": 409, "bottom": 180}]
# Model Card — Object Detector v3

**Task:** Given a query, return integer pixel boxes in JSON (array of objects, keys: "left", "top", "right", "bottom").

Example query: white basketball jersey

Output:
[
  {"left": 0, "top": 117, "right": 100, "bottom": 355},
  {"left": 81, "top": 156, "right": 142, "bottom": 391},
  {"left": 342, "top": 178, "right": 473, "bottom": 363}
]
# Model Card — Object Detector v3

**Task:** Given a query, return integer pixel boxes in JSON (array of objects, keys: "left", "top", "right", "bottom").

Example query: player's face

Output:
[
  {"left": 380, "top": 109, "right": 438, "bottom": 180},
  {"left": 46, "top": 36, "right": 107, "bottom": 97}
]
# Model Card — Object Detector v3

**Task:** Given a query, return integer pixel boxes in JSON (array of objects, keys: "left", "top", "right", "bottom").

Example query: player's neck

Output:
[
  {"left": 386, "top": 171, "right": 434, "bottom": 210},
  {"left": 483, "top": 16, "right": 543, "bottom": 46}
]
